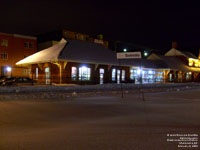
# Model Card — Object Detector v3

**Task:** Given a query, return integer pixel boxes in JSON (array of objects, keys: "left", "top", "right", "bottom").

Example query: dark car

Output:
[
  {"left": 0, "top": 77, "right": 13, "bottom": 85},
  {"left": 1, "top": 77, "right": 36, "bottom": 86}
]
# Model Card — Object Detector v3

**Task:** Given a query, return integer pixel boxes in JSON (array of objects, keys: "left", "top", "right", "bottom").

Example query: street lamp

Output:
[{"left": 123, "top": 48, "right": 127, "bottom": 52}]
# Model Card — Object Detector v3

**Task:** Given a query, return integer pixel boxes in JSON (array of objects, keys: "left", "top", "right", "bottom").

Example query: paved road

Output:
[{"left": 0, "top": 89, "right": 200, "bottom": 150}]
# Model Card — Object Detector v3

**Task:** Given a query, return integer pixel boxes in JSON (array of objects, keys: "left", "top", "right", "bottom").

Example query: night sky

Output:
[{"left": 1, "top": 0, "right": 200, "bottom": 55}]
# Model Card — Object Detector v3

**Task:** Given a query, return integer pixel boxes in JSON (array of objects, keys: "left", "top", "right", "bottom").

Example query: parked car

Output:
[
  {"left": 0, "top": 77, "right": 13, "bottom": 85},
  {"left": 1, "top": 77, "right": 36, "bottom": 86}
]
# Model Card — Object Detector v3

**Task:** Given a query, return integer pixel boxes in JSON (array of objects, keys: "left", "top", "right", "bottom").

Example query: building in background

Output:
[
  {"left": 0, "top": 32, "right": 37, "bottom": 77},
  {"left": 37, "top": 29, "right": 109, "bottom": 51}
]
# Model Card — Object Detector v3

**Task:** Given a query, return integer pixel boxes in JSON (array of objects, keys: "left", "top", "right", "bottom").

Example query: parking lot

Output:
[{"left": 0, "top": 88, "right": 200, "bottom": 150}]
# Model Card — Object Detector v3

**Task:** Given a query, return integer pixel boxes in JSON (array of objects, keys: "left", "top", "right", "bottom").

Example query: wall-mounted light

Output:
[{"left": 6, "top": 66, "right": 12, "bottom": 72}]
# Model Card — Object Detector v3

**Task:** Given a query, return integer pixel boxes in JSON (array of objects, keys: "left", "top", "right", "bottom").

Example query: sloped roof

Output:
[
  {"left": 16, "top": 39, "right": 67, "bottom": 65},
  {"left": 16, "top": 39, "right": 200, "bottom": 72},
  {"left": 58, "top": 40, "right": 118, "bottom": 65},
  {"left": 119, "top": 59, "right": 167, "bottom": 69},
  {"left": 148, "top": 53, "right": 200, "bottom": 72},
  {"left": 165, "top": 48, "right": 197, "bottom": 59},
  {"left": 181, "top": 51, "right": 197, "bottom": 59}
]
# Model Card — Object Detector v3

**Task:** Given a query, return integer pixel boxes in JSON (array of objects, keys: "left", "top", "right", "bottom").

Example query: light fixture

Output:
[
  {"left": 144, "top": 51, "right": 148, "bottom": 56},
  {"left": 123, "top": 48, "right": 127, "bottom": 52},
  {"left": 6, "top": 66, "right": 12, "bottom": 72}
]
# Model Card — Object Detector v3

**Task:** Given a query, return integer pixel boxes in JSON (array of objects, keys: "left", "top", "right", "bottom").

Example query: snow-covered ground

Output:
[
  {"left": 0, "top": 88, "right": 200, "bottom": 150},
  {"left": 0, "top": 82, "right": 199, "bottom": 100}
]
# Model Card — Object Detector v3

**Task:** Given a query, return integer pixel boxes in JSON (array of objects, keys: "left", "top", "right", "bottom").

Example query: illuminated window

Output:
[
  {"left": 1, "top": 39, "right": 8, "bottom": 47},
  {"left": 100, "top": 68, "right": 104, "bottom": 74},
  {"left": 71, "top": 67, "right": 77, "bottom": 81},
  {"left": 79, "top": 66, "right": 91, "bottom": 80},
  {"left": 0, "top": 53, "right": 8, "bottom": 60},
  {"left": 45, "top": 67, "right": 51, "bottom": 84},
  {"left": 112, "top": 69, "right": 116, "bottom": 81},
  {"left": 122, "top": 70, "right": 125, "bottom": 81},
  {"left": 130, "top": 69, "right": 137, "bottom": 80},
  {"left": 35, "top": 68, "right": 38, "bottom": 80}
]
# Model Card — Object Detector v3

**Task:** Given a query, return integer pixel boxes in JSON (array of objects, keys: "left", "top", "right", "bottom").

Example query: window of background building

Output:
[
  {"left": 24, "top": 69, "right": 30, "bottom": 75},
  {"left": 112, "top": 69, "right": 116, "bottom": 81},
  {"left": 1, "top": 39, "right": 8, "bottom": 47},
  {"left": 35, "top": 68, "right": 38, "bottom": 80},
  {"left": 29, "top": 42, "right": 34, "bottom": 48},
  {"left": 24, "top": 42, "right": 29, "bottom": 48},
  {"left": 79, "top": 66, "right": 91, "bottom": 81},
  {"left": 71, "top": 67, "right": 77, "bottom": 81},
  {"left": 122, "top": 70, "right": 125, "bottom": 81},
  {"left": 0, "top": 53, "right": 8, "bottom": 60}
]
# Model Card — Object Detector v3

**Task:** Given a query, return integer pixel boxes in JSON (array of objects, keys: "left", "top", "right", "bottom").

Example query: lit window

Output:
[
  {"left": 79, "top": 66, "right": 91, "bottom": 80},
  {"left": 1, "top": 39, "right": 8, "bottom": 47},
  {"left": 45, "top": 67, "right": 51, "bottom": 84},
  {"left": 0, "top": 53, "right": 8, "bottom": 60},
  {"left": 122, "top": 70, "right": 125, "bottom": 81},
  {"left": 35, "top": 68, "right": 38, "bottom": 80},
  {"left": 130, "top": 69, "right": 137, "bottom": 80},
  {"left": 71, "top": 67, "right": 77, "bottom": 81},
  {"left": 100, "top": 68, "right": 104, "bottom": 74},
  {"left": 112, "top": 69, "right": 116, "bottom": 81}
]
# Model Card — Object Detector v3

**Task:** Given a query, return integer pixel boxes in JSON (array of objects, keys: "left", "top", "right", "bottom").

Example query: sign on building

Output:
[{"left": 117, "top": 52, "right": 142, "bottom": 59}]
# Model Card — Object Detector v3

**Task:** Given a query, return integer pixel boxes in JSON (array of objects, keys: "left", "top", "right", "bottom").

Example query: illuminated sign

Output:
[
  {"left": 117, "top": 52, "right": 142, "bottom": 59},
  {"left": 94, "top": 39, "right": 104, "bottom": 45},
  {"left": 188, "top": 58, "right": 200, "bottom": 67}
]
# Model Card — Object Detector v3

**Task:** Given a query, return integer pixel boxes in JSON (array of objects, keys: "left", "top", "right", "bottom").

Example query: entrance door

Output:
[
  {"left": 117, "top": 70, "right": 121, "bottom": 84},
  {"left": 169, "top": 73, "right": 172, "bottom": 81},
  {"left": 45, "top": 67, "right": 50, "bottom": 84},
  {"left": 99, "top": 68, "right": 104, "bottom": 84}
]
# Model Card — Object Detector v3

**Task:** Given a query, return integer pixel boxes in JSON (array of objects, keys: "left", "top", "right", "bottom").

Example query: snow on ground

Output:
[
  {"left": 0, "top": 82, "right": 199, "bottom": 100},
  {"left": 0, "top": 88, "right": 200, "bottom": 150}
]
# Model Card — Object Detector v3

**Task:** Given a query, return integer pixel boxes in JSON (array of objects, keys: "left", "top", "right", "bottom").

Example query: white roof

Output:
[
  {"left": 16, "top": 39, "right": 67, "bottom": 65},
  {"left": 165, "top": 48, "right": 197, "bottom": 59}
]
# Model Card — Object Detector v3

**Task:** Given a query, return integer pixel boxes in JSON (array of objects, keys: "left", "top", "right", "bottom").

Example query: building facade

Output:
[
  {"left": 16, "top": 39, "right": 200, "bottom": 85},
  {"left": 0, "top": 33, "right": 37, "bottom": 77}
]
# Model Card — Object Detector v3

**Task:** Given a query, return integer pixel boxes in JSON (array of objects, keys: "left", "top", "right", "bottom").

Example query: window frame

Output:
[
  {"left": 79, "top": 66, "right": 91, "bottom": 81},
  {"left": 71, "top": 67, "right": 77, "bottom": 81}
]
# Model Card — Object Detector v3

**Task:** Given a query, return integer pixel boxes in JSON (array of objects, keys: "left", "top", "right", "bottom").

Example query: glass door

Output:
[
  {"left": 99, "top": 68, "right": 104, "bottom": 84},
  {"left": 45, "top": 67, "right": 50, "bottom": 84}
]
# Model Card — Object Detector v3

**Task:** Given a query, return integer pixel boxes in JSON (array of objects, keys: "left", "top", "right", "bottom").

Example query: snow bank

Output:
[{"left": 0, "top": 82, "right": 199, "bottom": 94}]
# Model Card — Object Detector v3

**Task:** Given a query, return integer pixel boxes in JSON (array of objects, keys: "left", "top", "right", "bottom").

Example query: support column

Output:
[{"left": 53, "top": 62, "right": 63, "bottom": 84}]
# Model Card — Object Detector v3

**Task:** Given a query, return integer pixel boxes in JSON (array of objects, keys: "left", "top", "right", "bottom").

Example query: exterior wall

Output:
[
  {"left": 0, "top": 33, "right": 37, "bottom": 77},
  {"left": 30, "top": 61, "right": 200, "bottom": 85},
  {"left": 31, "top": 62, "right": 131, "bottom": 85}
]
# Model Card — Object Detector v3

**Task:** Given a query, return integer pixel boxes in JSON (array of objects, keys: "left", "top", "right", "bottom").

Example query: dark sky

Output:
[{"left": 1, "top": 0, "right": 200, "bottom": 55}]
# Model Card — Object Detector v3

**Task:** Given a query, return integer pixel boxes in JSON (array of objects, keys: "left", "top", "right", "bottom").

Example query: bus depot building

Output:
[{"left": 16, "top": 39, "right": 200, "bottom": 85}]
